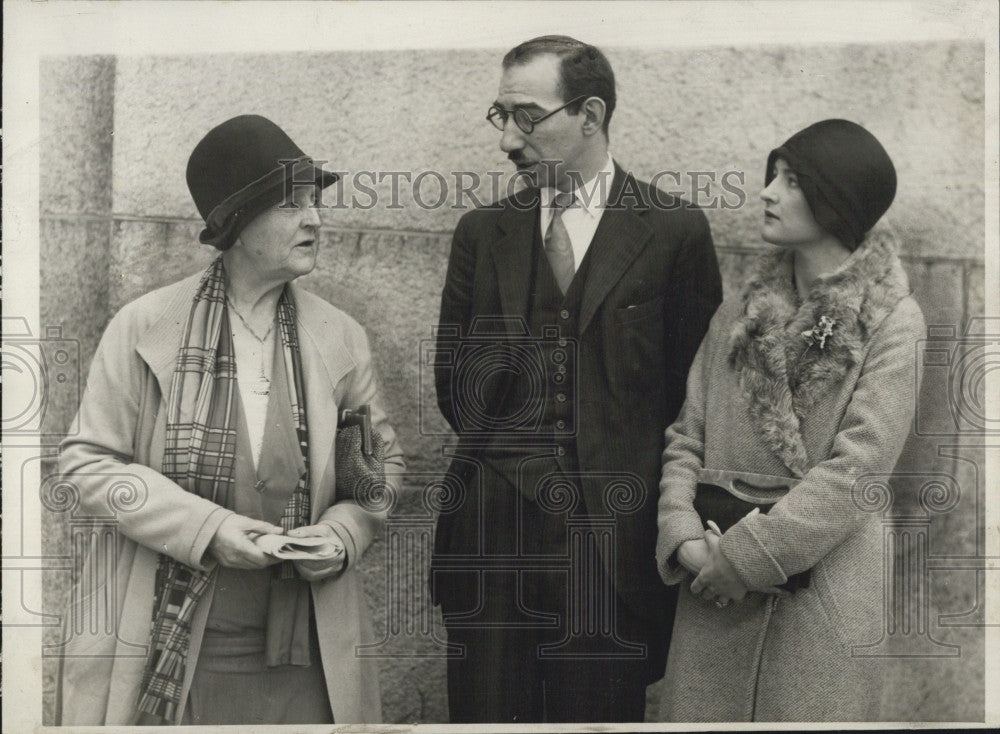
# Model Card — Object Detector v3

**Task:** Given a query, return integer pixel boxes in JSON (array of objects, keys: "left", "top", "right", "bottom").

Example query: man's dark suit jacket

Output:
[{"left": 432, "top": 164, "right": 722, "bottom": 635}]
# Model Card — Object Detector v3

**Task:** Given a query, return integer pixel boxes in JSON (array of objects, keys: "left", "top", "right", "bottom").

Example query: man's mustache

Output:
[{"left": 508, "top": 155, "right": 564, "bottom": 166}]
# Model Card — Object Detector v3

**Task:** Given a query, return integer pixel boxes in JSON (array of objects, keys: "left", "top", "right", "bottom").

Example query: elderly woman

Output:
[
  {"left": 56, "top": 115, "right": 404, "bottom": 725},
  {"left": 656, "top": 120, "right": 924, "bottom": 721}
]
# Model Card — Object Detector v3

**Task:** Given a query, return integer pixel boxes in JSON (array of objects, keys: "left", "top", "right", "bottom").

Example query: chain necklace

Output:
[{"left": 227, "top": 296, "right": 275, "bottom": 396}]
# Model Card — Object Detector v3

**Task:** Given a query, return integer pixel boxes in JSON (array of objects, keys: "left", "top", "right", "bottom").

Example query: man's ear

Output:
[{"left": 580, "top": 97, "right": 607, "bottom": 137}]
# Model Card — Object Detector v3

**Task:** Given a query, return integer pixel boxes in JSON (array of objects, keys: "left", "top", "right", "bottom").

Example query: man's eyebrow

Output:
[{"left": 495, "top": 100, "right": 543, "bottom": 113}]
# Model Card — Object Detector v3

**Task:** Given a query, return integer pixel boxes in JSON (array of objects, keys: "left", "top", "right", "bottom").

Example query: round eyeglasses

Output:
[{"left": 486, "top": 95, "right": 588, "bottom": 134}]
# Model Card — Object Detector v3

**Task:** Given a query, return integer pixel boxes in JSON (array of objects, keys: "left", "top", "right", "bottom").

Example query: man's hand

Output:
[
  {"left": 287, "top": 524, "right": 347, "bottom": 582},
  {"left": 207, "top": 514, "right": 284, "bottom": 569},
  {"left": 677, "top": 538, "right": 711, "bottom": 575},
  {"left": 690, "top": 531, "right": 748, "bottom": 604}
]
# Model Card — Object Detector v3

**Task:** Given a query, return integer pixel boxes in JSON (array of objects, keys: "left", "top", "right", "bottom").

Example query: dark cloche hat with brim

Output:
[{"left": 186, "top": 114, "right": 339, "bottom": 251}]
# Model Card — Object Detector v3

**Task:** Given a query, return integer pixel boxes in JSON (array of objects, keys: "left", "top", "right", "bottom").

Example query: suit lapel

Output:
[
  {"left": 490, "top": 189, "right": 539, "bottom": 324},
  {"left": 578, "top": 167, "right": 653, "bottom": 335}
]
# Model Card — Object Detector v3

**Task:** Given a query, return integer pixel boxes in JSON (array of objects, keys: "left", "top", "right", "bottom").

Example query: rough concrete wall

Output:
[
  {"left": 106, "top": 43, "right": 983, "bottom": 259},
  {"left": 38, "top": 54, "right": 117, "bottom": 723},
  {"left": 39, "top": 41, "right": 986, "bottom": 724},
  {"left": 39, "top": 56, "right": 116, "bottom": 432}
]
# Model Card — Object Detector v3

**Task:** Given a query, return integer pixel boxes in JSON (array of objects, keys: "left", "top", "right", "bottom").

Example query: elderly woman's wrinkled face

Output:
[
  {"left": 760, "top": 158, "right": 828, "bottom": 249},
  {"left": 235, "top": 185, "right": 322, "bottom": 282}
]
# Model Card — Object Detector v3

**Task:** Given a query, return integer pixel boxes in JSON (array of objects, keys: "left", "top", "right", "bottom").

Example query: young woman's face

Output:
[{"left": 759, "top": 158, "right": 829, "bottom": 249}]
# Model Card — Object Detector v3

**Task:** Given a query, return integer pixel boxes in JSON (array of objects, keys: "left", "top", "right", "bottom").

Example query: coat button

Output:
[
  {"left": 556, "top": 446, "right": 566, "bottom": 457},
  {"left": 254, "top": 480, "right": 266, "bottom": 493},
  {"left": 556, "top": 419, "right": 566, "bottom": 430},
  {"left": 556, "top": 392, "right": 566, "bottom": 402},
  {"left": 560, "top": 309, "right": 570, "bottom": 320}
]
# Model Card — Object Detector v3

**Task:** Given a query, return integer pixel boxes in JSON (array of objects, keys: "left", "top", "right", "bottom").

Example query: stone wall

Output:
[{"left": 40, "top": 41, "right": 986, "bottom": 723}]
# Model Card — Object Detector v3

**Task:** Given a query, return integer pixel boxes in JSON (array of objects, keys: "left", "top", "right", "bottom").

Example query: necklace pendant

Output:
[{"left": 250, "top": 375, "right": 270, "bottom": 397}]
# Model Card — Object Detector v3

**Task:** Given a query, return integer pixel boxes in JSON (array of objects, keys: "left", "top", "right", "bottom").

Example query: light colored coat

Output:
[
  {"left": 56, "top": 270, "right": 405, "bottom": 725},
  {"left": 656, "top": 230, "right": 925, "bottom": 721}
]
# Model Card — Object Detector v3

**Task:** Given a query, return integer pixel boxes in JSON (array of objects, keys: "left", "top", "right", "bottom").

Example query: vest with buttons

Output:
[{"left": 483, "top": 217, "right": 593, "bottom": 498}]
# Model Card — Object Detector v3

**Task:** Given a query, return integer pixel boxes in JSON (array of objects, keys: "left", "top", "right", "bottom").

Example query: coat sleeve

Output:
[
  {"left": 59, "top": 308, "right": 233, "bottom": 572},
  {"left": 317, "top": 322, "right": 405, "bottom": 570},
  {"left": 720, "top": 297, "right": 926, "bottom": 589},
  {"left": 655, "top": 305, "right": 728, "bottom": 585},
  {"left": 435, "top": 213, "right": 476, "bottom": 434}
]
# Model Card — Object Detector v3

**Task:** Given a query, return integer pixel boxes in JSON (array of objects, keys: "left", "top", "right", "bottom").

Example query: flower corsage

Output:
[{"left": 802, "top": 314, "right": 837, "bottom": 350}]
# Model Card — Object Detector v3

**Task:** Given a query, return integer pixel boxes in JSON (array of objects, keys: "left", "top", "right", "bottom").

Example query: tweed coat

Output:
[
  {"left": 655, "top": 230, "right": 925, "bottom": 721},
  {"left": 433, "top": 166, "right": 722, "bottom": 635},
  {"left": 56, "top": 270, "right": 404, "bottom": 725}
]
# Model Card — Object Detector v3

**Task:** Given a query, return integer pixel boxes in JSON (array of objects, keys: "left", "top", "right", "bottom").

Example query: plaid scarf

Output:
[{"left": 135, "top": 257, "right": 311, "bottom": 724}]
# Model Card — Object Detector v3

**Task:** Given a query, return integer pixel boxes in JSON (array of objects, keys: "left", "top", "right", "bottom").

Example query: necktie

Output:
[{"left": 544, "top": 191, "right": 576, "bottom": 294}]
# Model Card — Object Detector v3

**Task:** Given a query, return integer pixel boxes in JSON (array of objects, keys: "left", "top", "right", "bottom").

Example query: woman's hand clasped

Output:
[
  {"left": 677, "top": 538, "right": 711, "bottom": 575},
  {"left": 690, "top": 527, "right": 748, "bottom": 608}
]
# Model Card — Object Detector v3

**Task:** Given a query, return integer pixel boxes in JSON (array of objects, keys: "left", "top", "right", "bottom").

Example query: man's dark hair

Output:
[{"left": 502, "top": 35, "right": 616, "bottom": 135}]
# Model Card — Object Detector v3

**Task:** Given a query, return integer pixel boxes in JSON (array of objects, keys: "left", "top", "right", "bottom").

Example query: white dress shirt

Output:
[{"left": 538, "top": 153, "right": 615, "bottom": 272}]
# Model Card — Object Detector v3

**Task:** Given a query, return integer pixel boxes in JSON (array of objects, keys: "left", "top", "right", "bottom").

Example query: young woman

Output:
[{"left": 656, "top": 119, "right": 924, "bottom": 721}]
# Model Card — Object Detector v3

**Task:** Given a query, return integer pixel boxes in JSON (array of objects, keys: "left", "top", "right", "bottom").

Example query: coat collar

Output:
[
  {"left": 288, "top": 283, "right": 356, "bottom": 517},
  {"left": 728, "top": 228, "right": 912, "bottom": 477},
  {"left": 135, "top": 268, "right": 355, "bottom": 503},
  {"left": 489, "top": 163, "right": 653, "bottom": 334}
]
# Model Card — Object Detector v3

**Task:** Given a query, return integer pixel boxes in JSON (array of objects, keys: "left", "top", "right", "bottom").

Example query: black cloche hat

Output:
[
  {"left": 765, "top": 119, "right": 896, "bottom": 250},
  {"left": 186, "top": 115, "right": 339, "bottom": 250}
]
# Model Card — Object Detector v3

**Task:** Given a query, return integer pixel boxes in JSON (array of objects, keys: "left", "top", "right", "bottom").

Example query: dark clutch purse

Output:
[
  {"left": 693, "top": 469, "right": 811, "bottom": 593},
  {"left": 335, "top": 405, "right": 386, "bottom": 502}
]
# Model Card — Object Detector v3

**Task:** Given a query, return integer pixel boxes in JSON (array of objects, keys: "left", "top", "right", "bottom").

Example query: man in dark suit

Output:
[{"left": 431, "top": 35, "right": 722, "bottom": 723}]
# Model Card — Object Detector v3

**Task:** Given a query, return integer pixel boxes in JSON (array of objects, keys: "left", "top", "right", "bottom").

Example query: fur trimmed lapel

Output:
[{"left": 728, "top": 229, "right": 911, "bottom": 477}]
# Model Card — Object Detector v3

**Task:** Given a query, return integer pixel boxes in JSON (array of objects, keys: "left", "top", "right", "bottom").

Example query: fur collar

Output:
[{"left": 728, "top": 228, "right": 911, "bottom": 477}]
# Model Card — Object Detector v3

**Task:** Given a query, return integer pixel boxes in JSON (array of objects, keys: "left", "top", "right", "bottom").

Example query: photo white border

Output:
[{"left": 3, "top": 1, "right": 997, "bottom": 731}]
